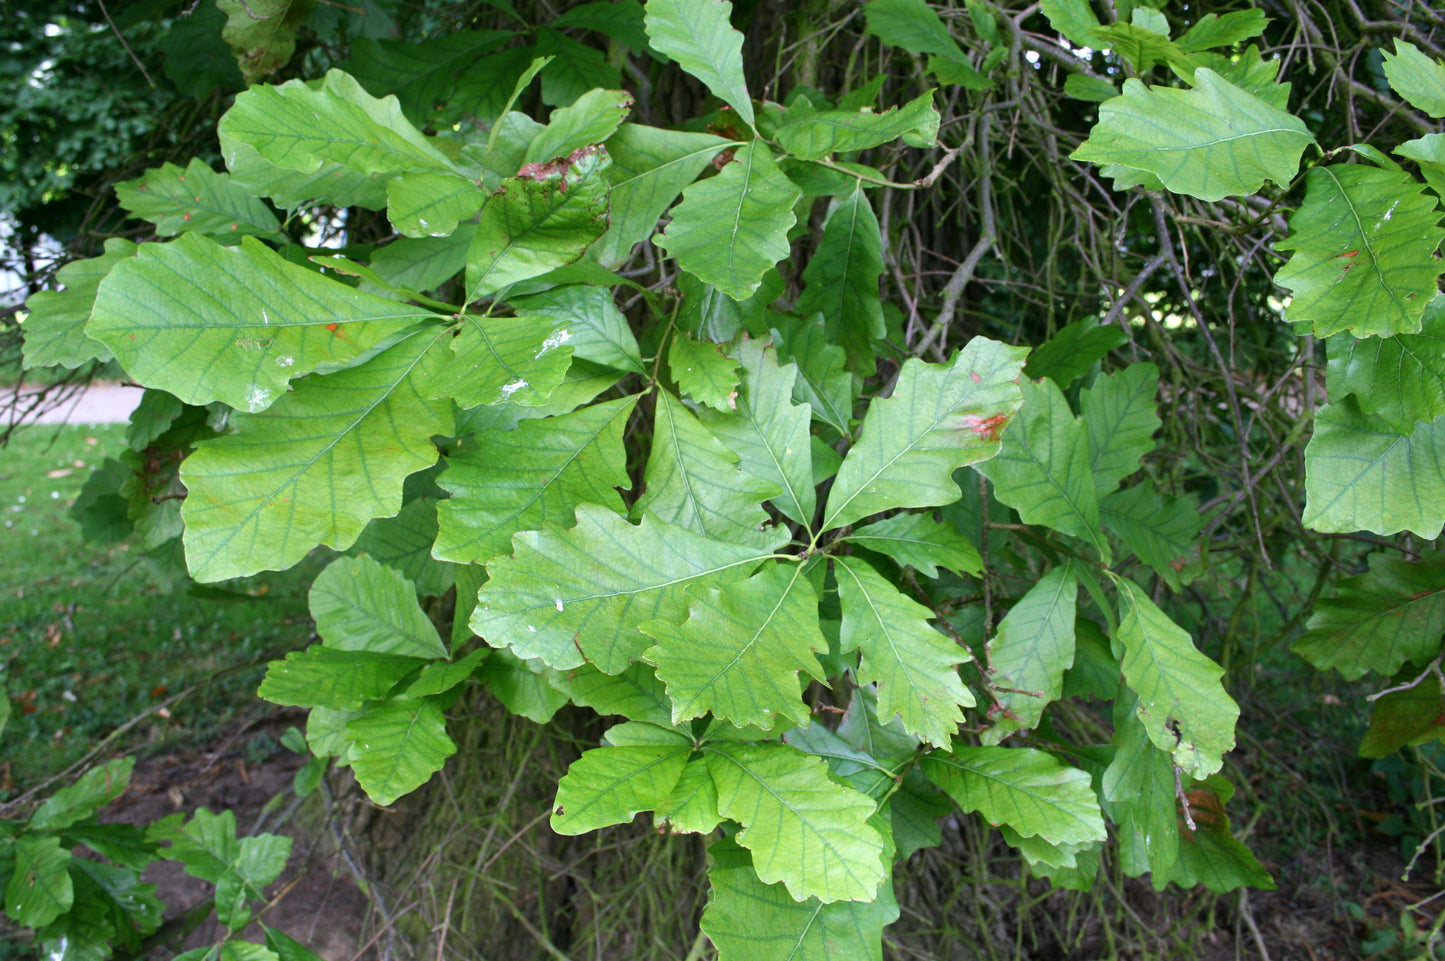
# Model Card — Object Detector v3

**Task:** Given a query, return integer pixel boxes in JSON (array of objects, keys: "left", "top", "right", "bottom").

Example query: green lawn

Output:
[{"left": 0, "top": 422, "right": 315, "bottom": 791}]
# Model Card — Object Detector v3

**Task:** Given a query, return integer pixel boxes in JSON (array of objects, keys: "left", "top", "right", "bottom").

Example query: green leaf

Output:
[
  {"left": 473, "top": 504, "right": 772, "bottom": 672},
  {"left": 1156, "top": 785, "right": 1274, "bottom": 892},
  {"left": 151, "top": 809, "right": 290, "bottom": 930},
  {"left": 1115, "top": 578, "right": 1238, "bottom": 779},
  {"left": 259, "top": 648, "right": 424, "bottom": 709},
  {"left": 656, "top": 143, "right": 801, "bottom": 300},
  {"left": 179, "top": 329, "right": 453, "bottom": 582},
  {"left": 1081, "top": 363, "right": 1160, "bottom": 495},
  {"left": 342, "top": 31, "right": 514, "bottom": 124},
  {"left": 1177, "top": 10, "right": 1268, "bottom": 52},
  {"left": 20, "top": 239, "right": 134, "bottom": 369},
  {"left": 653, "top": 756, "right": 723, "bottom": 833},
  {"left": 219, "top": 70, "right": 455, "bottom": 210},
  {"left": 310, "top": 555, "right": 448, "bottom": 658},
  {"left": 428, "top": 313, "right": 575, "bottom": 409},
  {"left": 667, "top": 333, "right": 741, "bottom": 412},
  {"left": 404, "top": 649, "right": 487, "bottom": 698},
  {"left": 1090, "top": 23, "right": 1182, "bottom": 73},
  {"left": 386, "top": 170, "right": 486, "bottom": 238},
  {"left": 775, "top": 91, "right": 939, "bottom": 160},
  {"left": 1274, "top": 164, "right": 1444, "bottom": 339},
  {"left": 1328, "top": 294, "right": 1445, "bottom": 434},
  {"left": 706, "top": 741, "right": 887, "bottom": 903},
  {"left": 643, "top": 0, "right": 754, "bottom": 127},
  {"left": 1360, "top": 674, "right": 1445, "bottom": 758},
  {"left": 795, "top": 186, "right": 886, "bottom": 370},
  {"left": 526, "top": 88, "right": 634, "bottom": 164},
  {"left": 642, "top": 562, "right": 824, "bottom": 729},
  {"left": 264, "top": 926, "right": 327, "bottom": 961},
  {"left": 1021, "top": 320, "right": 1129, "bottom": 387},
  {"left": 351, "top": 494, "right": 455, "bottom": 598},
  {"left": 634, "top": 391, "right": 784, "bottom": 549},
  {"left": 89, "top": 233, "right": 438, "bottom": 413},
  {"left": 478, "top": 650, "right": 570, "bottom": 723},
  {"left": 699, "top": 338, "right": 816, "bottom": 527},
  {"left": 547, "top": 661, "right": 674, "bottom": 726},
  {"left": 922, "top": 745, "right": 1106, "bottom": 847},
  {"left": 466, "top": 145, "right": 611, "bottom": 300},
  {"left": 1186, "top": 45, "right": 1291, "bottom": 110},
  {"left": 1396, "top": 134, "right": 1445, "bottom": 198},
  {"left": 844, "top": 511, "right": 982, "bottom": 577},
  {"left": 217, "top": 0, "right": 311, "bottom": 82},
  {"left": 1382, "top": 40, "right": 1445, "bottom": 118},
  {"left": 30, "top": 758, "right": 134, "bottom": 832},
  {"left": 1101, "top": 483, "right": 1203, "bottom": 591},
  {"left": 5, "top": 835, "right": 73, "bottom": 927},
  {"left": 824, "top": 337, "right": 1028, "bottom": 531},
  {"left": 772, "top": 314, "right": 855, "bottom": 435},
  {"left": 114, "top": 159, "right": 282, "bottom": 240},
  {"left": 1303, "top": 398, "right": 1445, "bottom": 538},
  {"left": 702, "top": 836, "right": 898, "bottom": 961},
  {"left": 370, "top": 229, "right": 473, "bottom": 292},
  {"left": 977, "top": 377, "right": 1110, "bottom": 559},
  {"left": 1040, "top": 0, "right": 1102, "bottom": 48},
  {"left": 551, "top": 743, "right": 692, "bottom": 833},
  {"left": 346, "top": 697, "right": 457, "bottom": 806},
  {"left": 511, "top": 284, "right": 646, "bottom": 373},
  {"left": 594, "top": 124, "right": 731, "bottom": 268},
  {"left": 835, "top": 556, "right": 972, "bottom": 748},
  {"left": 1292, "top": 552, "right": 1445, "bottom": 681},
  {"left": 865, "top": 0, "right": 965, "bottom": 61},
  {"left": 159, "top": 0, "right": 244, "bottom": 98},
  {"left": 1064, "top": 73, "right": 1120, "bottom": 103},
  {"left": 553, "top": 1, "right": 653, "bottom": 53},
  {"left": 1071, "top": 69, "right": 1312, "bottom": 202},
  {"left": 436, "top": 395, "right": 636, "bottom": 563},
  {"left": 535, "top": 29, "right": 623, "bottom": 106},
  {"left": 1103, "top": 708, "right": 1179, "bottom": 878},
  {"left": 983, "top": 564, "right": 1077, "bottom": 744}
]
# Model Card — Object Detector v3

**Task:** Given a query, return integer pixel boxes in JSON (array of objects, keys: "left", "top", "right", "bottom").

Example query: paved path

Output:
[{"left": 13, "top": 383, "right": 145, "bottom": 425}]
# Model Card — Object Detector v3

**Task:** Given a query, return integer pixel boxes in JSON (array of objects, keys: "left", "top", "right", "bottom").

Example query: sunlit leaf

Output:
[
  {"left": 657, "top": 143, "right": 800, "bottom": 300},
  {"left": 1382, "top": 39, "right": 1445, "bottom": 118},
  {"left": 642, "top": 562, "right": 824, "bottom": 729},
  {"left": 114, "top": 159, "right": 282, "bottom": 240},
  {"left": 90, "top": 233, "right": 438, "bottom": 413},
  {"left": 551, "top": 743, "right": 691, "bottom": 833},
  {"left": 825, "top": 337, "right": 1028, "bottom": 531},
  {"left": 922, "top": 744, "right": 1106, "bottom": 847},
  {"left": 706, "top": 741, "right": 888, "bottom": 903},
  {"left": 1071, "top": 69, "right": 1312, "bottom": 201},
  {"left": 844, "top": 510, "right": 981, "bottom": 577},
  {"left": 835, "top": 555, "right": 972, "bottom": 748},
  {"left": 983, "top": 564, "right": 1076, "bottom": 744},
  {"left": 473, "top": 505, "right": 772, "bottom": 672},
  {"left": 643, "top": 0, "right": 754, "bottom": 127},
  {"left": 1275, "top": 164, "right": 1444, "bottom": 338},
  {"left": 346, "top": 697, "right": 456, "bottom": 806},
  {"left": 179, "top": 329, "right": 453, "bottom": 582}
]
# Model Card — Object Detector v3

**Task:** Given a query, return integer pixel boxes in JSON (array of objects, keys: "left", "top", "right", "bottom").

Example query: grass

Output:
[{"left": 0, "top": 421, "right": 315, "bottom": 793}]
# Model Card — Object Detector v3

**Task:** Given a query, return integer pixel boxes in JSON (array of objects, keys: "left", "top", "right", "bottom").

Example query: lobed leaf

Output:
[
  {"left": 643, "top": 0, "right": 754, "bottom": 127},
  {"left": 656, "top": 143, "right": 801, "bottom": 300},
  {"left": 795, "top": 186, "right": 887, "bottom": 370},
  {"left": 473, "top": 505, "right": 773, "bottom": 672},
  {"left": 89, "top": 233, "right": 439, "bottom": 413},
  {"left": 835, "top": 556, "right": 973, "bottom": 748},
  {"left": 1292, "top": 551, "right": 1445, "bottom": 681},
  {"left": 179, "top": 329, "right": 453, "bottom": 582},
  {"left": 1382, "top": 39, "right": 1445, "bottom": 118},
  {"left": 922, "top": 745, "right": 1106, "bottom": 847},
  {"left": 843, "top": 510, "right": 981, "bottom": 577},
  {"left": 114, "top": 158, "right": 282, "bottom": 240},
  {"left": 21, "top": 239, "right": 134, "bottom": 370},
  {"left": 706, "top": 741, "right": 888, "bottom": 903},
  {"left": 1081, "top": 363, "right": 1160, "bottom": 495},
  {"left": 310, "top": 555, "right": 448, "bottom": 658},
  {"left": 1115, "top": 578, "right": 1238, "bottom": 779},
  {"left": 1327, "top": 294, "right": 1445, "bottom": 434},
  {"left": 551, "top": 744, "right": 692, "bottom": 834},
  {"left": 1303, "top": 398, "right": 1445, "bottom": 537},
  {"left": 1071, "top": 69, "right": 1312, "bottom": 202},
  {"left": 642, "top": 562, "right": 825, "bottom": 729},
  {"left": 1275, "top": 164, "right": 1444, "bottom": 339},
  {"left": 346, "top": 697, "right": 457, "bottom": 806},
  {"left": 983, "top": 564, "right": 1077, "bottom": 744},
  {"left": 436, "top": 395, "right": 637, "bottom": 564},
  {"left": 825, "top": 337, "right": 1028, "bottom": 531}
]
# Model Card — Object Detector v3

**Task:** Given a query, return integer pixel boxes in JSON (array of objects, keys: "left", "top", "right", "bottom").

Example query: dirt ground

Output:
[{"left": 103, "top": 718, "right": 375, "bottom": 961}]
